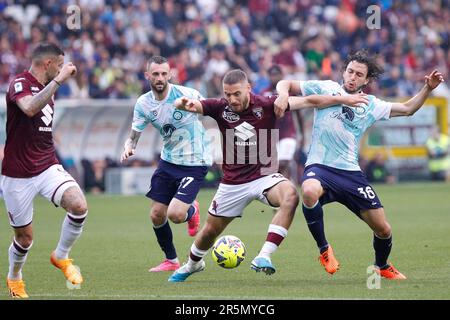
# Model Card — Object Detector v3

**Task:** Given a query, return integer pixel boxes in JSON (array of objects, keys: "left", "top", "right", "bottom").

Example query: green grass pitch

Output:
[{"left": 1, "top": 182, "right": 449, "bottom": 300}]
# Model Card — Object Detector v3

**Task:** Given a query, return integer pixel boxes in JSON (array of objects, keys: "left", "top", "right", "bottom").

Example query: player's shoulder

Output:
[
  {"left": 251, "top": 92, "right": 277, "bottom": 107},
  {"left": 171, "top": 84, "right": 202, "bottom": 99},
  {"left": 202, "top": 97, "right": 228, "bottom": 106},
  {"left": 367, "top": 94, "right": 389, "bottom": 106},
  {"left": 7, "top": 71, "right": 35, "bottom": 97},
  {"left": 310, "top": 79, "right": 339, "bottom": 89},
  {"left": 300, "top": 79, "right": 339, "bottom": 94},
  {"left": 136, "top": 90, "right": 155, "bottom": 104},
  {"left": 11, "top": 70, "right": 31, "bottom": 82},
  {"left": 134, "top": 91, "right": 157, "bottom": 113}
]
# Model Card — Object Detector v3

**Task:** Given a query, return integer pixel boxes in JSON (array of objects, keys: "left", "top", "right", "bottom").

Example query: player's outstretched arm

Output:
[
  {"left": 274, "top": 80, "right": 302, "bottom": 118},
  {"left": 288, "top": 93, "right": 369, "bottom": 110},
  {"left": 120, "top": 130, "right": 141, "bottom": 162},
  {"left": 174, "top": 97, "right": 204, "bottom": 114},
  {"left": 17, "top": 63, "right": 77, "bottom": 117},
  {"left": 390, "top": 70, "right": 444, "bottom": 117}
]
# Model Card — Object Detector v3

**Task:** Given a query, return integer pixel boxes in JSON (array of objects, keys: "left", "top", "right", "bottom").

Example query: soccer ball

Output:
[{"left": 212, "top": 235, "right": 246, "bottom": 269}]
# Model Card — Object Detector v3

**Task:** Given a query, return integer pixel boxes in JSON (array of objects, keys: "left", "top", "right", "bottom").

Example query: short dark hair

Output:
[
  {"left": 31, "top": 43, "right": 64, "bottom": 61},
  {"left": 223, "top": 69, "right": 248, "bottom": 85},
  {"left": 147, "top": 56, "right": 168, "bottom": 69},
  {"left": 343, "top": 49, "right": 384, "bottom": 80}
]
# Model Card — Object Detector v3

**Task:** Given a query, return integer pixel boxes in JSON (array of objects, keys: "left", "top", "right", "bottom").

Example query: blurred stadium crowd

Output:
[{"left": 1, "top": 0, "right": 449, "bottom": 99}]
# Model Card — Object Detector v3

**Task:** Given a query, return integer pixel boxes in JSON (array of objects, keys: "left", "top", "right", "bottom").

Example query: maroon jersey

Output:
[
  {"left": 261, "top": 87, "right": 296, "bottom": 139},
  {"left": 201, "top": 93, "right": 281, "bottom": 185},
  {"left": 2, "top": 71, "right": 59, "bottom": 178}
]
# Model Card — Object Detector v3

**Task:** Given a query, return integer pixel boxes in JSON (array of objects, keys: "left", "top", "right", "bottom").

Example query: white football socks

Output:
[
  {"left": 8, "top": 239, "right": 32, "bottom": 280},
  {"left": 54, "top": 212, "right": 87, "bottom": 260}
]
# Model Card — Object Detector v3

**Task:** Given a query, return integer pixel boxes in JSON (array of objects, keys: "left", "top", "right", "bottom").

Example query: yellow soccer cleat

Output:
[
  {"left": 50, "top": 251, "right": 83, "bottom": 285},
  {"left": 7, "top": 278, "right": 29, "bottom": 299}
]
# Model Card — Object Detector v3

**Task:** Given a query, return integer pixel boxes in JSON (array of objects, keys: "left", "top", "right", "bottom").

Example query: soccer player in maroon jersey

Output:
[
  {"left": 0, "top": 43, "right": 87, "bottom": 298},
  {"left": 261, "top": 65, "right": 306, "bottom": 181},
  {"left": 168, "top": 69, "right": 368, "bottom": 282}
]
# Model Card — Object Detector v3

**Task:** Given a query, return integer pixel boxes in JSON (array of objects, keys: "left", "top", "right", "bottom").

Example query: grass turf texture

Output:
[{"left": 1, "top": 182, "right": 449, "bottom": 300}]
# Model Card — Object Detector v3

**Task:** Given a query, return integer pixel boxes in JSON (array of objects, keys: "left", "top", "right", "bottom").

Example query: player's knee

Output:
[
  {"left": 15, "top": 234, "right": 33, "bottom": 249},
  {"left": 150, "top": 207, "right": 167, "bottom": 224},
  {"left": 167, "top": 209, "right": 185, "bottom": 224},
  {"left": 301, "top": 184, "right": 321, "bottom": 207},
  {"left": 69, "top": 200, "right": 88, "bottom": 216},
  {"left": 375, "top": 223, "right": 392, "bottom": 238},
  {"left": 281, "top": 188, "right": 299, "bottom": 210}
]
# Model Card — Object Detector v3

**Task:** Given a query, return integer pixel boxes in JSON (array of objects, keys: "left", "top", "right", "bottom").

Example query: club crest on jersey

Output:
[
  {"left": 222, "top": 106, "right": 240, "bottom": 123},
  {"left": 252, "top": 107, "right": 263, "bottom": 119},
  {"left": 173, "top": 110, "right": 183, "bottom": 120},
  {"left": 161, "top": 123, "right": 177, "bottom": 138}
]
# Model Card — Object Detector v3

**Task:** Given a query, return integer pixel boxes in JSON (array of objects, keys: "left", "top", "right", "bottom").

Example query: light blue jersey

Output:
[
  {"left": 132, "top": 84, "right": 212, "bottom": 166},
  {"left": 300, "top": 80, "right": 392, "bottom": 171}
]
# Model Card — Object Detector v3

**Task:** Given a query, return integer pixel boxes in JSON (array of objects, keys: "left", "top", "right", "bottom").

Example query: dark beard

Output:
[
  {"left": 151, "top": 82, "right": 167, "bottom": 93},
  {"left": 343, "top": 84, "right": 365, "bottom": 94}
]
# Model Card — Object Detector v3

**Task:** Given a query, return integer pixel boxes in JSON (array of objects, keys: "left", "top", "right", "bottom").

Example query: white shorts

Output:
[
  {"left": 0, "top": 164, "right": 80, "bottom": 227},
  {"left": 277, "top": 138, "right": 297, "bottom": 161},
  {"left": 208, "top": 174, "right": 287, "bottom": 218}
]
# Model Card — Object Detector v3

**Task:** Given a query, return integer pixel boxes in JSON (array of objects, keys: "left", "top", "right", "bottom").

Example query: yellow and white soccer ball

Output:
[{"left": 211, "top": 235, "right": 246, "bottom": 269}]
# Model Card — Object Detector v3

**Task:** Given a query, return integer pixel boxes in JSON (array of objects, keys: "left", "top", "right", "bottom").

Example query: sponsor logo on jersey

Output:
[
  {"left": 161, "top": 123, "right": 177, "bottom": 138},
  {"left": 222, "top": 106, "right": 240, "bottom": 123},
  {"left": 31, "top": 86, "right": 40, "bottom": 91},
  {"left": 307, "top": 171, "right": 316, "bottom": 177},
  {"left": 14, "top": 82, "right": 23, "bottom": 93},
  {"left": 234, "top": 121, "right": 255, "bottom": 141},
  {"left": 41, "top": 104, "right": 54, "bottom": 126},
  {"left": 342, "top": 106, "right": 355, "bottom": 121},
  {"left": 252, "top": 107, "right": 263, "bottom": 119},
  {"left": 212, "top": 200, "right": 218, "bottom": 213},
  {"left": 235, "top": 141, "right": 257, "bottom": 146},
  {"left": 331, "top": 110, "right": 358, "bottom": 129}
]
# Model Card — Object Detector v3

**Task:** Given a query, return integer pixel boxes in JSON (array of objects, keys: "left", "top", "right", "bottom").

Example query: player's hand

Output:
[
  {"left": 341, "top": 93, "right": 369, "bottom": 107},
  {"left": 120, "top": 143, "right": 135, "bottom": 162},
  {"left": 175, "top": 97, "right": 196, "bottom": 111},
  {"left": 55, "top": 62, "right": 77, "bottom": 83},
  {"left": 274, "top": 94, "right": 289, "bottom": 118},
  {"left": 175, "top": 97, "right": 188, "bottom": 109},
  {"left": 425, "top": 70, "right": 444, "bottom": 90}
]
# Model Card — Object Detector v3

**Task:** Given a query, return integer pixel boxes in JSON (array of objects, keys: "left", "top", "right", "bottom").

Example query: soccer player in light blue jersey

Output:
[
  {"left": 276, "top": 50, "right": 444, "bottom": 280},
  {"left": 120, "top": 56, "right": 212, "bottom": 272}
]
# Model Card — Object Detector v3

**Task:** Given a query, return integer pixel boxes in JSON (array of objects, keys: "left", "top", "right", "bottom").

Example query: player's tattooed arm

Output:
[
  {"left": 288, "top": 93, "right": 369, "bottom": 110},
  {"left": 17, "top": 63, "right": 77, "bottom": 117},
  {"left": 390, "top": 69, "right": 444, "bottom": 117},
  {"left": 17, "top": 81, "right": 60, "bottom": 117},
  {"left": 121, "top": 130, "right": 141, "bottom": 162},
  {"left": 174, "top": 97, "right": 204, "bottom": 114}
]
